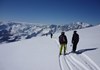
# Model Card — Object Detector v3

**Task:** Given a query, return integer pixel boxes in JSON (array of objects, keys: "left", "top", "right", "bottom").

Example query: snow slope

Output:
[{"left": 0, "top": 25, "right": 100, "bottom": 70}]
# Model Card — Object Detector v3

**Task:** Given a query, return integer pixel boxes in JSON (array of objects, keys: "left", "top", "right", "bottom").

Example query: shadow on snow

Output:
[
  {"left": 75, "top": 48, "right": 98, "bottom": 54},
  {"left": 65, "top": 47, "right": 98, "bottom": 55}
]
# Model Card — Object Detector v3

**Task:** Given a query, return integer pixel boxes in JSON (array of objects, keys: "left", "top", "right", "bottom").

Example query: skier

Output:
[
  {"left": 59, "top": 32, "right": 67, "bottom": 55},
  {"left": 72, "top": 31, "right": 79, "bottom": 52},
  {"left": 50, "top": 33, "right": 53, "bottom": 38}
]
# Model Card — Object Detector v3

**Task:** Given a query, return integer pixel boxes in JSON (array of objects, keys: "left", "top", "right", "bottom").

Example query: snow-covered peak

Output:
[{"left": 0, "top": 21, "right": 93, "bottom": 43}]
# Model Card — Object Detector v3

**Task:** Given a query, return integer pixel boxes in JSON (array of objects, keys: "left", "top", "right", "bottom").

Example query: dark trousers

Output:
[{"left": 72, "top": 42, "right": 78, "bottom": 52}]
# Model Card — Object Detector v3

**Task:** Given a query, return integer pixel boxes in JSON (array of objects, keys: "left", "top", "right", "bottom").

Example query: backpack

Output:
[{"left": 59, "top": 35, "right": 66, "bottom": 43}]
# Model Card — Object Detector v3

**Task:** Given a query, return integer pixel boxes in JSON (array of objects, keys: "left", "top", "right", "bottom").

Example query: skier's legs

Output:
[
  {"left": 74, "top": 44, "right": 76, "bottom": 52},
  {"left": 74, "top": 43, "right": 78, "bottom": 52},
  {"left": 72, "top": 43, "right": 75, "bottom": 52},
  {"left": 60, "top": 44, "right": 63, "bottom": 55},
  {"left": 64, "top": 44, "right": 67, "bottom": 54},
  {"left": 73, "top": 43, "right": 77, "bottom": 52},
  {"left": 72, "top": 43, "right": 74, "bottom": 52}
]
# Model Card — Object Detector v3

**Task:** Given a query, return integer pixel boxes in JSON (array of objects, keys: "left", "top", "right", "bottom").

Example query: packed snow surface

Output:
[{"left": 0, "top": 25, "right": 100, "bottom": 70}]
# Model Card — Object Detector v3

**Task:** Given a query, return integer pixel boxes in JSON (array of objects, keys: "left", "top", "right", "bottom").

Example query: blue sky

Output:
[{"left": 0, "top": 0, "right": 100, "bottom": 25}]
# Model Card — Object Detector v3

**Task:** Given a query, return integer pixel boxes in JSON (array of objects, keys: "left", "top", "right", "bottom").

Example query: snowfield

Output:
[{"left": 0, "top": 25, "right": 100, "bottom": 70}]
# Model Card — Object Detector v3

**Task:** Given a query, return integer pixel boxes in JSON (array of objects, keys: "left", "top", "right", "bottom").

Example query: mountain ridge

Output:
[{"left": 0, "top": 21, "right": 92, "bottom": 43}]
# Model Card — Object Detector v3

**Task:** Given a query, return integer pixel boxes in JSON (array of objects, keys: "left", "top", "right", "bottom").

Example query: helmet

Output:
[{"left": 61, "top": 32, "right": 65, "bottom": 35}]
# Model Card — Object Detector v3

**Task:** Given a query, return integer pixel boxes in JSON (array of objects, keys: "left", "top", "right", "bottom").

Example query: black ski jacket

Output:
[{"left": 72, "top": 33, "right": 79, "bottom": 44}]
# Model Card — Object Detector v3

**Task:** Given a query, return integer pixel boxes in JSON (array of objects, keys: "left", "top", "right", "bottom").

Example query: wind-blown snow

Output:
[{"left": 0, "top": 25, "right": 100, "bottom": 70}]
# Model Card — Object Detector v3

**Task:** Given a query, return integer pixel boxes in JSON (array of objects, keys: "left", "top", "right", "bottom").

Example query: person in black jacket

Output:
[
  {"left": 50, "top": 33, "right": 53, "bottom": 38},
  {"left": 59, "top": 32, "right": 67, "bottom": 55},
  {"left": 72, "top": 31, "right": 79, "bottom": 52}
]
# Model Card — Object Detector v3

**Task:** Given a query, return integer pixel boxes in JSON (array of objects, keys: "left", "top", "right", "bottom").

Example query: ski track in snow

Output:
[
  {"left": 80, "top": 53, "right": 100, "bottom": 70},
  {"left": 58, "top": 56, "right": 63, "bottom": 70},
  {"left": 59, "top": 55, "right": 73, "bottom": 70},
  {"left": 54, "top": 39, "right": 100, "bottom": 70},
  {"left": 65, "top": 55, "right": 82, "bottom": 70},
  {"left": 68, "top": 54, "right": 89, "bottom": 70},
  {"left": 63, "top": 55, "right": 73, "bottom": 70}
]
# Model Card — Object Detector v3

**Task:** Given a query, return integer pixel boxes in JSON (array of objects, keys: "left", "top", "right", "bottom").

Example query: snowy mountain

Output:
[
  {"left": 0, "top": 21, "right": 92, "bottom": 43},
  {"left": 0, "top": 24, "right": 100, "bottom": 70}
]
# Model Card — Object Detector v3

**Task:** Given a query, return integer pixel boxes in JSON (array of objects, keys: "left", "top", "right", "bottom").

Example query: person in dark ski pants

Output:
[
  {"left": 50, "top": 33, "right": 53, "bottom": 38},
  {"left": 72, "top": 31, "right": 79, "bottom": 52},
  {"left": 59, "top": 32, "right": 67, "bottom": 55}
]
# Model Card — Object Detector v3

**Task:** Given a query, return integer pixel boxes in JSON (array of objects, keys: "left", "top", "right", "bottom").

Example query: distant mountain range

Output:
[{"left": 0, "top": 21, "right": 92, "bottom": 43}]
